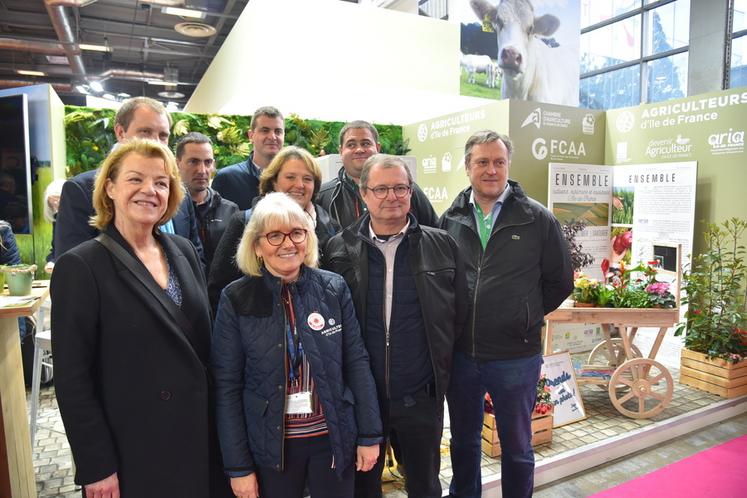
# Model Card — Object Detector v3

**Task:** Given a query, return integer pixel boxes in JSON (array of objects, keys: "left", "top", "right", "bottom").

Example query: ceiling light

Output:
[
  {"left": 89, "top": 80, "right": 104, "bottom": 92},
  {"left": 76, "top": 85, "right": 90, "bottom": 94},
  {"left": 162, "top": 6, "right": 206, "bottom": 19},
  {"left": 79, "top": 43, "right": 112, "bottom": 52},
  {"left": 117, "top": 92, "right": 131, "bottom": 98},
  {"left": 103, "top": 93, "right": 115, "bottom": 100},
  {"left": 147, "top": 79, "right": 172, "bottom": 86},
  {"left": 141, "top": 0, "right": 184, "bottom": 6},
  {"left": 165, "top": 102, "right": 180, "bottom": 111},
  {"left": 17, "top": 69, "right": 46, "bottom": 77},
  {"left": 175, "top": 21, "right": 217, "bottom": 38}
]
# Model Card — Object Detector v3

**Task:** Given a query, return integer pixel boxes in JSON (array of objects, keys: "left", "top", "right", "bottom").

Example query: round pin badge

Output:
[{"left": 307, "top": 312, "right": 325, "bottom": 331}]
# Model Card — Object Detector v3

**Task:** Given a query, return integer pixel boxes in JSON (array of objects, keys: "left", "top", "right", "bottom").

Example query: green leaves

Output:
[{"left": 676, "top": 218, "right": 747, "bottom": 362}]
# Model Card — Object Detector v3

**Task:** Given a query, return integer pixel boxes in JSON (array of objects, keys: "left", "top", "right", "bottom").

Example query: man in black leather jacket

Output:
[
  {"left": 316, "top": 120, "right": 438, "bottom": 229},
  {"left": 324, "top": 154, "right": 467, "bottom": 498},
  {"left": 439, "top": 130, "right": 573, "bottom": 498},
  {"left": 176, "top": 133, "right": 238, "bottom": 269}
]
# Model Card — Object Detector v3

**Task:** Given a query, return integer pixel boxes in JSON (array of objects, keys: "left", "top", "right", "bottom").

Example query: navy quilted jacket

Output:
[{"left": 211, "top": 266, "right": 383, "bottom": 477}]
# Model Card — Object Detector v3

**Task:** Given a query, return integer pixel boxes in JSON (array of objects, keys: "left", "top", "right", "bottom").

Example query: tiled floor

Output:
[{"left": 29, "top": 363, "right": 733, "bottom": 497}]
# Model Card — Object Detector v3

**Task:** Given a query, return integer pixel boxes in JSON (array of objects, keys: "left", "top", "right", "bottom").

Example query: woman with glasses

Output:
[
  {"left": 207, "top": 146, "right": 340, "bottom": 311},
  {"left": 211, "top": 192, "right": 382, "bottom": 498}
]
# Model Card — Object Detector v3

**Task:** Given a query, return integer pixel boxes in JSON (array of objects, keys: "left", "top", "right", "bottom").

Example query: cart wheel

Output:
[
  {"left": 608, "top": 358, "right": 673, "bottom": 419},
  {"left": 588, "top": 339, "right": 642, "bottom": 367}
]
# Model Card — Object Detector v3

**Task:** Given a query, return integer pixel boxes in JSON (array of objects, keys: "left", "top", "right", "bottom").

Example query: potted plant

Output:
[
  {"left": 1, "top": 264, "right": 37, "bottom": 296},
  {"left": 675, "top": 218, "right": 746, "bottom": 397},
  {"left": 572, "top": 274, "right": 599, "bottom": 306}
]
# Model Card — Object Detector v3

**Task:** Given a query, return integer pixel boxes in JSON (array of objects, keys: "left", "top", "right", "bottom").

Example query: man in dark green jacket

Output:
[{"left": 439, "top": 130, "right": 573, "bottom": 498}]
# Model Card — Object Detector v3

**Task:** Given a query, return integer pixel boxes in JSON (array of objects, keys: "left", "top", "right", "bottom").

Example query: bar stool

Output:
[{"left": 29, "top": 303, "right": 53, "bottom": 446}]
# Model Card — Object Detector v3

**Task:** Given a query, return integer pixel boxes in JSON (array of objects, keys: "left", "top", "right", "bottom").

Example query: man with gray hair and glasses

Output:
[
  {"left": 439, "top": 130, "right": 573, "bottom": 498},
  {"left": 324, "top": 154, "right": 466, "bottom": 498}
]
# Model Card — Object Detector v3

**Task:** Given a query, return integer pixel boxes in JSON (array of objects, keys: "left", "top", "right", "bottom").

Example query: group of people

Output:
[{"left": 49, "top": 97, "right": 573, "bottom": 498}]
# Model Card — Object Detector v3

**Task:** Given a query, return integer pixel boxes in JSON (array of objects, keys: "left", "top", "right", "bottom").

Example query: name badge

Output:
[{"left": 286, "top": 391, "right": 313, "bottom": 415}]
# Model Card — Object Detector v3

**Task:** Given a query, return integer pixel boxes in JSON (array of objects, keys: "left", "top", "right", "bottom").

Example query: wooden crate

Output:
[
  {"left": 481, "top": 409, "right": 553, "bottom": 458},
  {"left": 680, "top": 348, "right": 747, "bottom": 398}
]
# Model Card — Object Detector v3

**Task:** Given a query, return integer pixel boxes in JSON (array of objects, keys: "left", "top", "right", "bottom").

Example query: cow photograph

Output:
[{"left": 458, "top": 0, "right": 580, "bottom": 105}]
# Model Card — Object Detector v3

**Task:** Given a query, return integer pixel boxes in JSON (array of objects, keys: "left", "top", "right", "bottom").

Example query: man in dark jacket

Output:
[
  {"left": 176, "top": 132, "right": 238, "bottom": 269},
  {"left": 439, "top": 131, "right": 573, "bottom": 498},
  {"left": 316, "top": 120, "right": 438, "bottom": 229},
  {"left": 54, "top": 97, "right": 205, "bottom": 263},
  {"left": 211, "top": 106, "right": 284, "bottom": 210},
  {"left": 324, "top": 154, "right": 467, "bottom": 498}
]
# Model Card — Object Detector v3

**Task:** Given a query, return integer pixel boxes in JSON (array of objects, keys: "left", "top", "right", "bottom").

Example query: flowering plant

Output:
[
  {"left": 574, "top": 259, "right": 676, "bottom": 308},
  {"left": 572, "top": 274, "right": 599, "bottom": 303}
]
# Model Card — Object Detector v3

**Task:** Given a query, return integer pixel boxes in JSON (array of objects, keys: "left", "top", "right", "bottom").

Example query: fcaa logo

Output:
[{"left": 531, "top": 138, "right": 548, "bottom": 160}]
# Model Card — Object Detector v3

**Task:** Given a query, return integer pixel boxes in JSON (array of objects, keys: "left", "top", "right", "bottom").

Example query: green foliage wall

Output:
[{"left": 64, "top": 106, "right": 407, "bottom": 176}]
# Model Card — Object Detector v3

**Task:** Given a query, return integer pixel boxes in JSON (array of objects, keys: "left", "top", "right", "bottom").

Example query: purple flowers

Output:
[{"left": 645, "top": 282, "right": 670, "bottom": 296}]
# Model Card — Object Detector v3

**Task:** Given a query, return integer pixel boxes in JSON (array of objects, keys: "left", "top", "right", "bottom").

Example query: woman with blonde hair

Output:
[
  {"left": 212, "top": 192, "right": 381, "bottom": 498},
  {"left": 51, "top": 139, "right": 231, "bottom": 498}
]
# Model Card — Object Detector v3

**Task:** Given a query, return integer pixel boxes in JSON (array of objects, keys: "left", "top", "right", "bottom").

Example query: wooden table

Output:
[
  {"left": 545, "top": 301, "right": 679, "bottom": 419},
  {"left": 0, "top": 283, "right": 48, "bottom": 498}
]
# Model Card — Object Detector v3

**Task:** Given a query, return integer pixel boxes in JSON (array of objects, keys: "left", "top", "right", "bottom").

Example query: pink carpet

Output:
[{"left": 590, "top": 434, "right": 747, "bottom": 498}]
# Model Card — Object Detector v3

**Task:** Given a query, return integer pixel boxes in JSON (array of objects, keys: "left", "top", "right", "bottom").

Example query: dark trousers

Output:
[
  {"left": 355, "top": 389, "right": 443, "bottom": 498},
  {"left": 447, "top": 351, "right": 542, "bottom": 498},
  {"left": 257, "top": 435, "right": 354, "bottom": 498}
]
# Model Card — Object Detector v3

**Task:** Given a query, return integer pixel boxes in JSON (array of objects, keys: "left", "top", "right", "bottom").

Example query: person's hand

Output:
[
  {"left": 44, "top": 261, "right": 55, "bottom": 274},
  {"left": 356, "top": 444, "right": 380, "bottom": 472},
  {"left": 84, "top": 472, "right": 119, "bottom": 498},
  {"left": 230, "top": 473, "right": 259, "bottom": 498}
]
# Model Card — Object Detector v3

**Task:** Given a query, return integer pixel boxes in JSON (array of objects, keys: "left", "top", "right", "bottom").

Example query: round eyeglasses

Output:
[
  {"left": 366, "top": 184, "right": 411, "bottom": 199},
  {"left": 262, "top": 228, "right": 307, "bottom": 246}
]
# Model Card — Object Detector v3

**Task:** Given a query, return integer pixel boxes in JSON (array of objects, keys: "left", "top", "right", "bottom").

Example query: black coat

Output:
[
  {"left": 54, "top": 169, "right": 205, "bottom": 266},
  {"left": 50, "top": 225, "right": 231, "bottom": 497},
  {"left": 212, "top": 267, "right": 383, "bottom": 476},
  {"left": 439, "top": 181, "right": 574, "bottom": 360},
  {"left": 323, "top": 214, "right": 468, "bottom": 401}
]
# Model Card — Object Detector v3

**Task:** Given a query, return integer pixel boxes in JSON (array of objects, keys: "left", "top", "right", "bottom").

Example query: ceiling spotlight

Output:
[
  {"left": 76, "top": 85, "right": 90, "bottom": 94},
  {"left": 89, "top": 80, "right": 104, "bottom": 92},
  {"left": 17, "top": 69, "right": 46, "bottom": 77},
  {"left": 158, "top": 90, "right": 186, "bottom": 99},
  {"left": 162, "top": 6, "right": 206, "bottom": 19},
  {"left": 117, "top": 92, "right": 131, "bottom": 98}
]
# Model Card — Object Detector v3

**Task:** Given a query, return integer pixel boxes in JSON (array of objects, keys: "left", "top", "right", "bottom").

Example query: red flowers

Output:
[{"left": 601, "top": 258, "right": 610, "bottom": 277}]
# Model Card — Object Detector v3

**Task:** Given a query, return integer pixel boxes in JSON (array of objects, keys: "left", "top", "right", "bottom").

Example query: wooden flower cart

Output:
[{"left": 544, "top": 305, "right": 680, "bottom": 419}]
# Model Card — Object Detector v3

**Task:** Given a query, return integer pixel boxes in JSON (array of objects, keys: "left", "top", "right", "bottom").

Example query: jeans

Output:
[
  {"left": 447, "top": 351, "right": 542, "bottom": 498},
  {"left": 355, "top": 388, "right": 443, "bottom": 498}
]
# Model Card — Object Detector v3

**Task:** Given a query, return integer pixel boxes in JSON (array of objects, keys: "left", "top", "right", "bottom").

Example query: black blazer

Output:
[
  {"left": 54, "top": 169, "right": 205, "bottom": 265},
  {"left": 50, "top": 225, "right": 230, "bottom": 497}
]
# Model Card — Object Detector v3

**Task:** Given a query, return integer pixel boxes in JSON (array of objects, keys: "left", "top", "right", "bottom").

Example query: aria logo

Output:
[
  {"left": 521, "top": 108, "right": 542, "bottom": 129},
  {"left": 707, "top": 128, "right": 744, "bottom": 155}
]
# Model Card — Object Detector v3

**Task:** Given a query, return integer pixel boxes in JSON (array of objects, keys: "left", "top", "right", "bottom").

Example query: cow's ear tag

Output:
[{"left": 482, "top": 15, "right": 495, "bottom": 33}]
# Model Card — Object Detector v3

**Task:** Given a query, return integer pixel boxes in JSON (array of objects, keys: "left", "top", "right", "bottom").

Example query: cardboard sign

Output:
[{"left": 542, "top": 352, "right": 586, "bottom": 427}]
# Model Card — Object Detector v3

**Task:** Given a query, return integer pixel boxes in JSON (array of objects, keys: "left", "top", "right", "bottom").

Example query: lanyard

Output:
[
  {"left": 474, "top": 203, "right": 494, "bottom": 250},
  {"left": 282, "top": 286, "right": 303, "bottom": 380}
]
